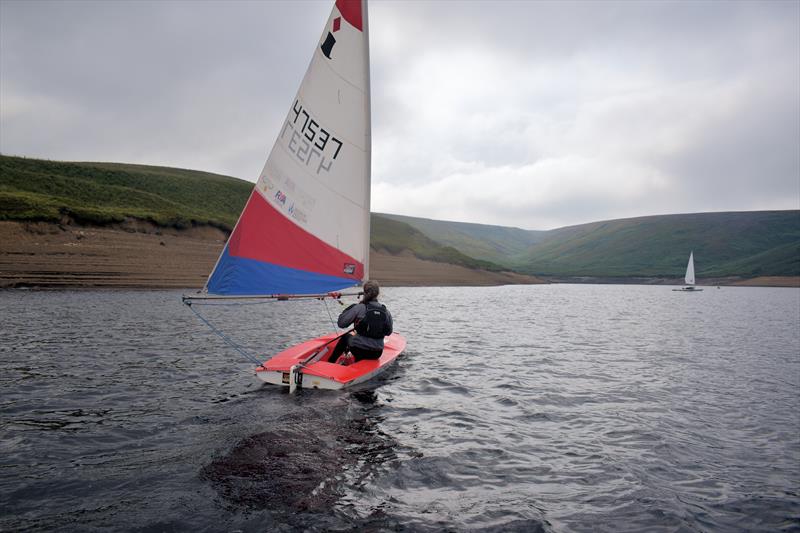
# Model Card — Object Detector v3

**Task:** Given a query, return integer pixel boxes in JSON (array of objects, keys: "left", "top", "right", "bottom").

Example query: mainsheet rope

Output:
[
  {"left": 185, "top": 302, "right": 264, "bottom": 366},
  {"left": 323, "top": 298, "right": 339, "bottom": 332},
  {"left": 185, "top": 296, "right": 347, "bottom": 367}
]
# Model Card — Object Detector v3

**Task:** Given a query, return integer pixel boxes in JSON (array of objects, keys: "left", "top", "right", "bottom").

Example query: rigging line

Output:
[
  {"left": 323, "top": 298, "right": 338, "bottom": 332},
  {"left": 185, "top": 303, "right": 264, "bottom": 367}
]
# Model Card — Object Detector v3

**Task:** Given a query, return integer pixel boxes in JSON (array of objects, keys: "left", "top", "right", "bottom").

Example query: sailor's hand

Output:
[{"left": 328, "top": 291, "right": 345, "bottom": 305}]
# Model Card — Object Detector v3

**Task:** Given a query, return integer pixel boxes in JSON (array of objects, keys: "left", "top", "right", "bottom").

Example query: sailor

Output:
[{"left": 329, "top": 280, "right": 393, "bottom": 365}]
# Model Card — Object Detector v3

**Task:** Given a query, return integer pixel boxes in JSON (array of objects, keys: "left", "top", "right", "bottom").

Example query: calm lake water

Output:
[{"left": 1, "top": 285, "right": 799, "bottom": 532}]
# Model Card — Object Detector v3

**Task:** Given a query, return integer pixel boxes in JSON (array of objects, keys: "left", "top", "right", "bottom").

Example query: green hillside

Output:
[
  {"left": 0, "top": 155, "right": 252, "bottom": 230},
  {"left": 379, "top": 213, "right": 545, "bottom": 263},
  {"left": 518, "top": 211, "right": 800, "bottom": 277},
  {"left": 0, "top": 154, "right": 500, "bottom": 271},
  {"left": 376, "top": 210, "right": 800, "bottom": 278},
  {"left": 2, "top": 155, "right": 797, "bottom": 278},
  {"left": 370, "top": 215, "right": 503, "bottom": 271}
]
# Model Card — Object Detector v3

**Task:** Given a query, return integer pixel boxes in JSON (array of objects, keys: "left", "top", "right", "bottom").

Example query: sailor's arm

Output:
[{"left": 337, "top": 303, "right": 361, "bottom": 328}]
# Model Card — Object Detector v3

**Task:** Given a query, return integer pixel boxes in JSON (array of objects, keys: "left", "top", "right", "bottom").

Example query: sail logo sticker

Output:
[
  {"left": 259, "top": 177, "right": 275, "bottom": 194},
  {"left": 258, "top": 172, "right": 315, "bottom": 226},
  {"left": 280, "top": 100, "right": 343, "bottom": 174},
  {"left": 287, "top": 203, "right": 307, "bottom": 224},
  {"left": 343, "top": 263, "right": 356, "bottom": 275}
]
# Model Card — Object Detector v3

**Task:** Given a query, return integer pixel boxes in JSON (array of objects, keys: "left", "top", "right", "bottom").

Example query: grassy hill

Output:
[
  {"left": 2, "top": 155, "right": 797, "bottom": 278},
  {"left": 0, "top": 155, "right": 252, "bottom": 230},
  {"left": 518, "top": 211, "right": 800, "bottom": 277},
  {"left": 0, "top": 154, "right": 502, "bottom": 271},
  {"left": 382, "top": 211, "right": 800, "bottom": 278},
  {"left": 378, "top": 213, "right": 545, "bottom": 263},
  {"left": 370, "top": 215, "right": 503, "bottom": 271}
]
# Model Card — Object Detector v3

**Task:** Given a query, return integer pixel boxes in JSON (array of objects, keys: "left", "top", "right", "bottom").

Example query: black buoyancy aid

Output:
[{"left": 355, "top": 303, "right": 390, "bottom": 339}]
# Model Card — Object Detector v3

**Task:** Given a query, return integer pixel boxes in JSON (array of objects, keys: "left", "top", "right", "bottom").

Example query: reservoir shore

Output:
[
  {"left": 1, "top": 221, "right": 796, "bottom": 289},
  {"left": 0, "top": 221, "right": 544, "bottom": 289}
]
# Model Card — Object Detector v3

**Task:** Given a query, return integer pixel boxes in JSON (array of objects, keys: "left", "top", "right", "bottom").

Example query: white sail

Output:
[
  {"left": 186, "top": 1, "right": 407, "bottom": 394},
  {"left": 206, "top": 0, "right": 371, "bottom": 296},
  {"left": 685, "top": 251, "right": 696, "bottom": 286}
]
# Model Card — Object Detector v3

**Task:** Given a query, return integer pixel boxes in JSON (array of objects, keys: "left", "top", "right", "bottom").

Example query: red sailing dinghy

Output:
[
  {"left": 258, "top": 332, "right": 406, "bottom": 392},
  {"left": 184, "top": 0, "right": 406, "bottom": 391}
]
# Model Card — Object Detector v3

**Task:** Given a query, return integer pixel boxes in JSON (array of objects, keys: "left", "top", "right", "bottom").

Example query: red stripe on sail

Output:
[
  {"left": 336, "top": 0, "right": 362, "bottom": 31},
  {"left": 228, "top": 190, "right": 364, "bottom": 282}
]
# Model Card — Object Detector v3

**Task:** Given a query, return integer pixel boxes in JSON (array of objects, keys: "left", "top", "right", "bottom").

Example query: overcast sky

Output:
[{"left": 1, "top": 0, "right": 798, "bottom": 230}]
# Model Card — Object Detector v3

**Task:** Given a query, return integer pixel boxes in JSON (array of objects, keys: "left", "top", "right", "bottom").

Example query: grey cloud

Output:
[
  {"left": 658, "top": 80, "right": 800, "bottom": 207},
  {"left": 1, "top": 0, "right": 798, "bottom": 229},
  {"left": 1, "top": 0, "right": 330, "bottom": 177}
]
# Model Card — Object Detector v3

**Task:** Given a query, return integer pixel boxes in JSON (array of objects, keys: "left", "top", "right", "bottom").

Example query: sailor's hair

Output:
[{"left": 362, "top": 280, "right": 380, "bottom": 302}]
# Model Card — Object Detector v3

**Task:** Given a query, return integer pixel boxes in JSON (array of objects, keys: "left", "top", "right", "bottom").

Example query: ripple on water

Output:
[{"left": 1, "top": 286, "right": 799, "bottom": 531}]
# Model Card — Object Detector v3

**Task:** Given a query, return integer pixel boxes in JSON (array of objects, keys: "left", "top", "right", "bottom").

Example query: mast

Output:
[{"left": 362, "top": 0, "right": 372, "bottom": 283}]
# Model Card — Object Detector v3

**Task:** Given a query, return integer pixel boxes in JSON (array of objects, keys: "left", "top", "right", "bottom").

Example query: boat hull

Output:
[
  {"left": 255, "top": 332, "right": 407, "bottom": 390},
  {"left": 672, "top": 287, "right": 704, "bottom": 291}
]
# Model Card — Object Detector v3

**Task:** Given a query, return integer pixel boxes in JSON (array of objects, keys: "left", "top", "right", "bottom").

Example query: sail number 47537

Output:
[{"left": 281, "top": 100, "right": 342, "bottom": 175}]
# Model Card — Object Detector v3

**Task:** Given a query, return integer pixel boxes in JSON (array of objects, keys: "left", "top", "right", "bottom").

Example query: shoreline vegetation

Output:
[{"left": 1, "top": 221, "right": 796, "bottom": 289}]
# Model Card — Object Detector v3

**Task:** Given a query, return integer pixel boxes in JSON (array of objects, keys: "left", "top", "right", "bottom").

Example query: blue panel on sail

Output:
[{"left": 207, "top": 246, "right": 359, "bottom": 296}]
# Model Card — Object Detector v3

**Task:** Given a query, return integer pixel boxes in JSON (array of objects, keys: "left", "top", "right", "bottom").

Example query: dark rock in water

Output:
[
  {"left": 200, "top": 425, "right": 343, "bottom": 512},
  {"left": 200, "top": 406, "right": 400, "bottom": 516}
]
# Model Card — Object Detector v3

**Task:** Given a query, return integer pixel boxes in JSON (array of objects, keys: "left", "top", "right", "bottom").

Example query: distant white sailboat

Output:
[{"left": 672, "top": 251, "right": 703, "bottom": 292}]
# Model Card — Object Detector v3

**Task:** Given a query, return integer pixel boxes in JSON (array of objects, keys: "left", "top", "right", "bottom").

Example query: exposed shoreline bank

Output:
[
  {"left": 0, "top": 221, "right": 545, "bottom": 289},
  {"left": 1, "top": 221, "right": 796, "bottom": 289}
]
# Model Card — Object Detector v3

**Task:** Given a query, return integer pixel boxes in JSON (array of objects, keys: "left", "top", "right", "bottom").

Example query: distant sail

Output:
[
  {"left": 206, "top": 0, "right": 371, "bottom": 296},
  {"left": 685, "top": 251, "right": 696, "bottom": 286}
]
